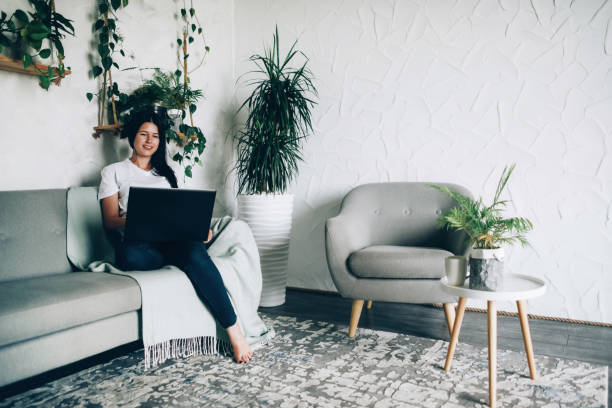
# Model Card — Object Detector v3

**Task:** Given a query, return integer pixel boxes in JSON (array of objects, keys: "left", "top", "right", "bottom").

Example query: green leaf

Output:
[
  {"left": 30, "top": 39, "right": 43, "bottom": 50},
  {"left": 94, "top": 19, "right": 105, "bottom": 30},
  {"left": 0, "top": 33, "right": 11, "bottom": 47},
  {"left": 205, "top": 45, "right": 210, "bottom": 52},
  {"left": 191, "top": 24, "right": 196, "bottom": 32},
  {"left": 39, "top": 75, "right": 51, "bottom": 90},
  {"left": 99, "top": 2, "right": 109, "bottom": 14},
  {"left": 172, "top": 153, "right": 182, "bottom": 162},
  {"left": 122, "top": 0, "right": 129, "bottom": 6},
  {"left": 198, "top": 28, "right": 202, "bottom": 34},
  {"left": 188, "top": 36, "right": 194, "bottom": 44},
  {"left": 92, "top": 66, "right": 103, "bottom": 77},
  {"left": 185, "top": 165, "right": 192, "bottom": 178},
  {"left": 86, "top": 92, "right": 94, "bottom": 101},
  {"left": 119, "top": 93, "right": 128, "bottom": 104},
  {"left": 39, "top": 48, "right": 51, "bottom": 58},
  {"left": 22, "top": 54, "right": 32, "bottom": 68},
  {"left": 98, "top": 44, "right": 109, "bottom": 57},
  {"left": 32, "top": 1, "right": 49, "bottom": 19},
  {"left": 180, "top": 8, "right": 187, "bottom": 17},
  {"left": 120, "top": 49, "right": 125, "bottom": 57},
  {"left": 53, "top": 39, "right": 64, "bottom": 57},
  {"left": 189, "top": 104, "right": 197, "bottom": 114},
  {"left": 13, "top": 10, "right": 29, "bottom": 25},
  {"left": 111, "top": 0, "right": 121, "bottom": 10},
  {"left": 102, "top": 56, "right": 112, "bottom": 70},
  {"left": 189, "top": 8, "right": 195, "bottom": 17},
  {"left": 177, "top": 38, "right": 182, "bottom": 46}
]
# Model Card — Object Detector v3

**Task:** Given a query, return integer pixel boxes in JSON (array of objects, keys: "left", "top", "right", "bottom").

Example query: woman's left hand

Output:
[{"left": 203, "top": 229, "right": 213, "bottom": 244}]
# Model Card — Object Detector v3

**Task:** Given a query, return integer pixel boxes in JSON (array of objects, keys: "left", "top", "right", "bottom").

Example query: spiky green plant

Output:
[
  {"left": 235, "top": 26, "right": 317, "bottom": 194},
  {"left": 430, "top": 164, "right": 533, "bottom": 249}
]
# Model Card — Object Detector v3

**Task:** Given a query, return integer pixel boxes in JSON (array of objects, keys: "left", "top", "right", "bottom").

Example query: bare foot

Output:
[{"left": 226, "top": 323, "right": 253, "bottom": 363}]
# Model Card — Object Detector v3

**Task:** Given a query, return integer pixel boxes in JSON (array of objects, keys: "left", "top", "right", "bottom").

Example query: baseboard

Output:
[{"left": 285, "top": 287, "right": 612, "bottom": 328}]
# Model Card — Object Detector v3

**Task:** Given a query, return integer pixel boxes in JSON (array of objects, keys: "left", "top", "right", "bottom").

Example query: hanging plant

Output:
[
  {"left": 165, "top": 0, "right": 210, "bottom": 178},
  {"left": 87, "top": 0, "right": 130, "bottom": 136},
  {"left": 0, "top": 0, "right": 74, "bottom": 89}
]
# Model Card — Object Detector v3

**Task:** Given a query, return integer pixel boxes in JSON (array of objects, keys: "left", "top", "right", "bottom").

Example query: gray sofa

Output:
[{"left": 0, "top": 189, "right": 140, "bottom": 387}]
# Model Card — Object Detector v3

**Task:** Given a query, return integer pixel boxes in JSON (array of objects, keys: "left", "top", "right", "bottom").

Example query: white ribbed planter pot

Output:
[{"left": 237, "top": 193, "right": 294, "bottom": 307}]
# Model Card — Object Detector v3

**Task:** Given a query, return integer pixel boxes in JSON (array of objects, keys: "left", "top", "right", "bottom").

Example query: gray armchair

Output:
[{"left": 325, "top": 182, "right": 472, "bottom": 337}]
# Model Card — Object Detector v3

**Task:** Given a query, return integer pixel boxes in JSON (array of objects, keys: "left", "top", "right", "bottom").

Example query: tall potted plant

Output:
[
  {"left": 431, "top": 164, "right": 533, "bottom": 291},
  {"left": 235, "top": 26, "right": 317, "bottom": 307}
]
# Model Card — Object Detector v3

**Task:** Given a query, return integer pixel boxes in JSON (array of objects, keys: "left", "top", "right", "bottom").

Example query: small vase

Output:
[{"left": 468, "top": 248, "right": 504, "bottom": 291}]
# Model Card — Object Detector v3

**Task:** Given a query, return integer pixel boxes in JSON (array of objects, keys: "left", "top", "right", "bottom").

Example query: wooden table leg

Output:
[
  {"left": 488, "top": 301, "right": 497, "bottom": 408},
  {"left": 444, "top": 297, "right": 467, "bottom": 372},
  {"left": 443, "top": 303, "right": 456, "bottom": 337},
  {"left": 517, "top": 300, "right": 537, "bottom": 380}
]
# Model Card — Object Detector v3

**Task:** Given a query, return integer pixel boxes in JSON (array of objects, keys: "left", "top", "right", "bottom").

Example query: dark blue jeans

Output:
[{"left": 115, "top": 240, "right": 237, "bottom": 329}]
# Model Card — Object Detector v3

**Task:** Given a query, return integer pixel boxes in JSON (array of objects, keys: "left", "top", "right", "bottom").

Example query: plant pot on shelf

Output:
[
  {"left": 468, "top": 248, "right": 505, "bottom": 291},
  {"left": 237, "top": 193, "right": 294, "bottom": 307}
]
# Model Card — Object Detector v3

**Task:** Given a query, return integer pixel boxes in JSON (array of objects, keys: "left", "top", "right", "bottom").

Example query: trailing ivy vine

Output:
[
  {"left": 164, "top": 0, "right": 211, "bottom": 178},
  {"left": 0, "top": 0, "right": 74, "bottom": 89},
  {"left": 86, "top": 0, "right": 129, "bottom": 129}
]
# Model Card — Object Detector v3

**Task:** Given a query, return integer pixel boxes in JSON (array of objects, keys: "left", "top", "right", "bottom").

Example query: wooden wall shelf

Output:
[{"left": 0, "top": 56, "right": 71, "bottom": 78}]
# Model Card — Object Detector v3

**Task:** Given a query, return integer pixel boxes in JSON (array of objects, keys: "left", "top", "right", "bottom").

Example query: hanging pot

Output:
[
  {"left": 468, "top": 248, "right": 504, "bottom": 291},
  {"left": 237, "top": 193, "right": 294, "bottom": 307},
  {"left": 167, "top": 108, "right": 183, "bottom": 132}
]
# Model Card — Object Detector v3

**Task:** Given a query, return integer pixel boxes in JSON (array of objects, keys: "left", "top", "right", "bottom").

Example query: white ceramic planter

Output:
[
  {"left": 237, "top": 193, "right": 294, "bottom": 307},
  {"left": 469, "top": 248, "right": 505, "bottom": 291}
]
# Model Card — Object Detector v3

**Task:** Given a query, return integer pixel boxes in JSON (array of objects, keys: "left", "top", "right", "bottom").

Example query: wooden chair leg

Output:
[
  {"left": 366, "top": 300, "right": 373, "bottom": 309},
  {"left": 443, "top": 303, "right": 456, "bottom": 336},
  {"left": 348, "top": 300, "right": 364, "bottom": 338}
]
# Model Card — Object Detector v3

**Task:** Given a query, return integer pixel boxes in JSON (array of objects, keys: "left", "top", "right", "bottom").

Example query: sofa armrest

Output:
[{"left": 325, "top": 214, "right": 370, "bottom": 297}]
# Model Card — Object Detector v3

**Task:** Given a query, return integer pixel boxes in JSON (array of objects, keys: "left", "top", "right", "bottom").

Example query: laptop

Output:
[{"left": 124, "top": 187, "right": 216, "bottom": 243}]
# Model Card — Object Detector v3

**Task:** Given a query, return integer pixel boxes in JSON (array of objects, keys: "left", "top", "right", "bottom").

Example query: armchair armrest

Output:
[{"left": 325, "top": 214, "right": 370, "bottom": 297}]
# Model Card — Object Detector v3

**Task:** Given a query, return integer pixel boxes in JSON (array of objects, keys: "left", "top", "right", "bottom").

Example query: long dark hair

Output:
[{"left": 121, "top": 106, "right": 179, "bottom": 188}]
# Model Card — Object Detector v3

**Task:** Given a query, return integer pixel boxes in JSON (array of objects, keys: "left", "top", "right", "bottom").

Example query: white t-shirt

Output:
[{"left": 98, "top": 158, "right": 183, "bottom": 217}]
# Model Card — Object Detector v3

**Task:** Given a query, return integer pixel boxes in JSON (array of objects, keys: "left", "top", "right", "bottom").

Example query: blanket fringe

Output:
[{"left": 144, "top": 336, "right": 232, "bottom": 369}]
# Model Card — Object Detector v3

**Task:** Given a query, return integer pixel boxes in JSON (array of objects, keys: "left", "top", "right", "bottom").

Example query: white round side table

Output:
[{"left": 440, "top": 273, "right": 546, "bottom": 408}]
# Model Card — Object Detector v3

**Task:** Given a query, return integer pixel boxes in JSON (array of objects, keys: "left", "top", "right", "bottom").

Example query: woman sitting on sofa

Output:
[{"left": 98, "top": 107, "right": 253, "bottom": 364}]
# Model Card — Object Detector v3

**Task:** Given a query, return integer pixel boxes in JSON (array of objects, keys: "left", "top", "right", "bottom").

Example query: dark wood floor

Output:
[
  {"left": 2, "top": 288, "right": 611, "bottom": 406},
  {"left": 263, "top": 288, "right": 612, "bottom": 407}
]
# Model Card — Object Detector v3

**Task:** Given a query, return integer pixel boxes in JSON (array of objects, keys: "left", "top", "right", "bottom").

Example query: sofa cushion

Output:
[
  {"left": 0, "top": 272, "right": 141, "bottom": 347},
  {"left": 0, "top": 189, "right": 72, "bottom": 282},
  {"left": 348, "top": 245, "right": 453, "bottom": 279}
]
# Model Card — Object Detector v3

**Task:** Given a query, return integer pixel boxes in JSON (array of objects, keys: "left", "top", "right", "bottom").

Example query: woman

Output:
[{"left": 98, "top": 107, "right": 253, "bottom": 364}]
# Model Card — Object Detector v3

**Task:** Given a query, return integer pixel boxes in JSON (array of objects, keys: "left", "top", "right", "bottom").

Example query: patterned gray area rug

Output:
[{"left": 1, "top": 315, "right": 608, "bottom": 407}]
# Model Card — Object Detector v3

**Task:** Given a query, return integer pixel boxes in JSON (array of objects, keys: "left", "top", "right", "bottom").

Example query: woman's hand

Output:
[
  {"left": 101, "top": 194, "right": 126, "bottom": 230},
  {"left": 203, "top": 229, "right": 213, "bottom": 244}
]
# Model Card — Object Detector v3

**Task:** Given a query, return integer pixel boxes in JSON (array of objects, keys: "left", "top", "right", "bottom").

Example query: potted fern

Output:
[
  {"left": 235, "top": 26, "right": 317, "bottom": 307},
  {"left": 431, "top": 164, "right": 533, "bottom": 291}
]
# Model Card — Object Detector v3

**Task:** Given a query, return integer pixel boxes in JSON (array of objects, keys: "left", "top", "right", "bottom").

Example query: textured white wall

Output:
[
  {"left": 234, "top": 0, "right": 612, "bottom": 323},
  {"left": 0, "top": 0, "right": 236, "bottom": 215},
  {"left": 1, "top": 0, "right": 611, "bottom": 323}
]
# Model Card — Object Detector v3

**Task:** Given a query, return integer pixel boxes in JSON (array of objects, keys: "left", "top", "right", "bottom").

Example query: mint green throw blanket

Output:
[{"left": 66, "top": 187, "right": 274, "bottom": 368}]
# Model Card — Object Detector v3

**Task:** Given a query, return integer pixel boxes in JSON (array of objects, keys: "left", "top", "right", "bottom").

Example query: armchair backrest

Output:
[{"left": 339, "top": 182, "right": 472, "bottom": 254}]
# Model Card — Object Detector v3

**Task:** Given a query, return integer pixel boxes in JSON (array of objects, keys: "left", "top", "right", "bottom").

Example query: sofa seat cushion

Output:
[
  {"left": 348, "top": 245, "right": 453, "bottom": 279},
  {"left": 0, "top": 272, "right": 141, "bottom": 347}
]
